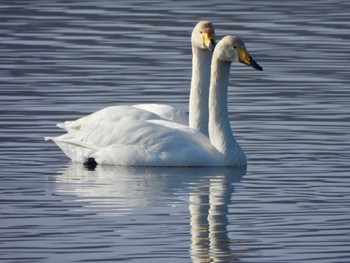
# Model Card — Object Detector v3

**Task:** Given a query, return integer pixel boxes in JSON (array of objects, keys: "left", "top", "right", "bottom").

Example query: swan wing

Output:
[
  {"left": 58, "top": 104, "right": 188, "bottom": 131},
  {"left": 133, "top": 104, "right": 188, "bottom": 126}
]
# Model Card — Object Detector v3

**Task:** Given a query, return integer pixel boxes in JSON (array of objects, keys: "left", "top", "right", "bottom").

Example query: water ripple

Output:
[{"left": 1, "top": 0, "right": 350, "bottom": 262}]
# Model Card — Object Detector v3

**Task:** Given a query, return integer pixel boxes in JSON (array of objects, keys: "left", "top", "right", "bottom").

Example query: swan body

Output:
[
  {"left": 50, "top": 119, "right": 223, "bottom": 166},
  {"left": 47, "top": 35, "right": 262, "bottom": 167},
  {"left": 58, "top": 21, "right": 215, "bottom": 134}
]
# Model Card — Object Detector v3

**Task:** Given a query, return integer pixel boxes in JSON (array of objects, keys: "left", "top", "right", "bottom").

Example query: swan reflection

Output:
[
  {"left": 55, "top": 164, "right": 246, "bottom": 262},
  {"left": 189, "top": 167, "right": 245, "bottom": 263}
]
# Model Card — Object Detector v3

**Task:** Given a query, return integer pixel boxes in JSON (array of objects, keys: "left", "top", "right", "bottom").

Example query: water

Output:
[{"left": 1, "top": 0, "right": 350, "bottom": 262}]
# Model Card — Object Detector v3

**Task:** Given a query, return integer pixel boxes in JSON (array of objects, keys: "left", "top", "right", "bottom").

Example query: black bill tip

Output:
[
  {"left": 250, "top": 56, "right": 263, "bottom": 71},
  {"left": 209, "top": 40, "right": 216, "bottom": 51}
]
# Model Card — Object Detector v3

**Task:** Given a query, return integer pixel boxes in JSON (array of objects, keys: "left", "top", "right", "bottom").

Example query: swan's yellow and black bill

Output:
[
  {"left": 203, "top": 32, "right": 216, "bottom": 51},
  {"left": 238, "top": 48, "right": 263, "bottom": 71}
]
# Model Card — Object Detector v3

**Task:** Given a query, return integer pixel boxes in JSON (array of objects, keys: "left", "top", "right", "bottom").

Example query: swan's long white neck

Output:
[
  {"left": 189, "top": 47, "right": 212, "bottom": 136},
  {"left": 208, "top": 58, "right": 247, "bottom": 166}
]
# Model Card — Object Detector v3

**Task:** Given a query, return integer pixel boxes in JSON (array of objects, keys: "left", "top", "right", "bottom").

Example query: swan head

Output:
[
  {"left": 214, "top": 35, "right": 263, "bottom": 71},
  {"left": 192, "top": 21, "right": 216, "bottom": 51}
]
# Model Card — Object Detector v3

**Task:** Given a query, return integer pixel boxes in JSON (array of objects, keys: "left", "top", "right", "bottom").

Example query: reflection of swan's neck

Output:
[
  {"left": 189, "top": 174, "right": 234, "bottom": 262},
  {"left": 209, "top": 59, "right": 247, "bottom": 165},
  {"left": 189, "top": 47, "right": 212, "bottom": 137},
  {"left": 189, "top": 191, "right": 210, "bottom": 262}
]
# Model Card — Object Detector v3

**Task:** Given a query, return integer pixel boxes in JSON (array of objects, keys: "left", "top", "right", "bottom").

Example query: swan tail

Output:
[
  {"left": 56, "top": 122, "right": 68, "bottom": 130},
  {"left": 45, "top": 136, "right": 97, "bottom": 163},
  {"left": 56, "top": 121, "right": 80, "bottom": 131}
]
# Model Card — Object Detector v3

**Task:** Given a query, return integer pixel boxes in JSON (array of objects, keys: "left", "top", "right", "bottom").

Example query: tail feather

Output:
[
  {"left": 57, "top": 121, "right": 80, "bottom": 131},
  {"left": 56, "top": 122, "right": 67, "bottom": 129},
  {"left": 46, "top": 136, "right": 97, "bottom": 163}
]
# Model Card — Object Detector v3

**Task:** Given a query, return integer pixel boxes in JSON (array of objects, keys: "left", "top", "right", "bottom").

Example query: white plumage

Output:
[
  {"left": 56, "top": 21, "right": 215, "bottom": 134},
  {"left": 47, "top": 35, "right": 262, "bottom": 167}
]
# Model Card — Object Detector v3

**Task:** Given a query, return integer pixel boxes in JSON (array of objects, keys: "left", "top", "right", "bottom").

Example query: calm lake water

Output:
[{"left": 1, "top": 0, "right": 350, "bottom": 262}]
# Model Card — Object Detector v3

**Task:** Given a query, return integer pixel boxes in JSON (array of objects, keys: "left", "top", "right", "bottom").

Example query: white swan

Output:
[
  {"left": 47, "top": 35, "right": 262, "bottom": 166},
  {"left": 56, "top": 21, "right": 215, "bottom": 135}
]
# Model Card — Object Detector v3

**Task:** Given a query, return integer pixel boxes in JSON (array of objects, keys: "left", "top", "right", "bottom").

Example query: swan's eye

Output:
[
  {"left": 199, "top": 31, "right": 203, "bottom": 34},
  {"left": 233, "top": 45, "right": 237, "bottom": 49}
]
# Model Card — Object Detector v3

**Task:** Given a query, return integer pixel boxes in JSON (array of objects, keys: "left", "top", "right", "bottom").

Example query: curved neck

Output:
[
  {"left": 189, "top": 47, "right": 212, "bottom": 136},
  {"left": 208, "top": 59, "right": 246, "bottom": 165}
]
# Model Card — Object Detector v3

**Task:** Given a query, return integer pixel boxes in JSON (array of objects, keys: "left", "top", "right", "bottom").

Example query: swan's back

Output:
[
  {"left": 58, "top": 104, "right": 188, "bottom": 132},
  {"left": 133, "top": 104, "right": 188, "bottom": 125}
]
